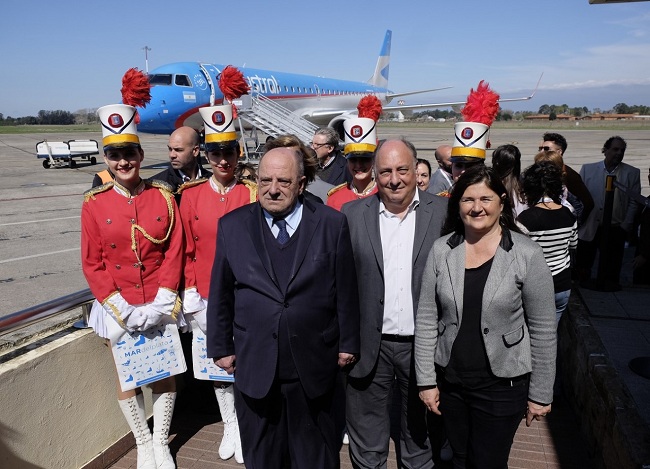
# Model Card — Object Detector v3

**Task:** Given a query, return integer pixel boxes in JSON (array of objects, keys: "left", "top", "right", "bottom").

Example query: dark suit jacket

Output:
[
  {"left": 152, "top": 165, "right": 212, "bottom": 203},
  {"left": 207, "top": 197, "right": 360, "bottom": 399},
  {"left": 319, "top": 152, "right": 353, "bottom": 186},
  {"left": 341, "top": 189, "right": 448, "bottom": 379}
]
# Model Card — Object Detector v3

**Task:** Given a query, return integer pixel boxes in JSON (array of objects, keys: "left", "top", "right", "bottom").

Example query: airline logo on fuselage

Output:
[{"left": 245, "top": 74, "right": 281, "bottom": 95}]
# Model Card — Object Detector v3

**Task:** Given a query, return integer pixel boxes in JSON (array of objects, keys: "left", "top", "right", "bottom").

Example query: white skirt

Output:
[{"left": 88, "top": 299, "right": 187, "bottom": 339}]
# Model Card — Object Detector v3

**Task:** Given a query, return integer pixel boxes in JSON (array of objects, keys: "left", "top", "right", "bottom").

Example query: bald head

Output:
[
  {"left": 434, "top": 144, "right": 452, "bottom": 173},
  {"left": 167, "top": 126, "right": 201, "bottom": 175}
]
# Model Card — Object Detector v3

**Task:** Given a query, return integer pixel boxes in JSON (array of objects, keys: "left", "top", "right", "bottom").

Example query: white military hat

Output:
[
  {"left": 343, "top": 117, "right": 377, "bottom": 157},
  {"left": 199, "top": 104, "right": 239, "bottom": 151},
  {"left": 97, "top": 104, "right": 140, "bottom": 149},
  {"left": 451, "top": 122, "right": 490, "bottom": 161},
  {"left": 451, "top": 80, "right": 500, "bottom": 162}
]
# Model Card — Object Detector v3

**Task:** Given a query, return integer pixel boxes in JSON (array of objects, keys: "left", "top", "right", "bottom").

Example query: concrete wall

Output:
[
  {"left": 0, "top": 328, "right": 138, "bottom": 469},
  {"left": 560, "top": 293, "right": 650, "bottom": 469}
]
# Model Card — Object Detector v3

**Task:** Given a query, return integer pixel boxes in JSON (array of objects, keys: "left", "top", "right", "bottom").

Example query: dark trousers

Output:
[
  {"left": 577, "top": 224, "right": 627, "bottom": 285},
  {"left": 439, "top": 375, "right": 529, "bottom": 469},
  {"left": 233, "top": 379, "right": 340, "bottom": 469},
  {"left": 346, "top": 339, "right": 433, "bottom": 469}
]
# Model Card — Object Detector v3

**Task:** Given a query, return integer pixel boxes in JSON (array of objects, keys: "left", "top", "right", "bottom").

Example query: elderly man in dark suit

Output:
[
  {"left": 342, "top": 138, "right": 447, "bottom": 468},
  {"left": 207, "top": 146, "right": 360, "bottom": 469}
]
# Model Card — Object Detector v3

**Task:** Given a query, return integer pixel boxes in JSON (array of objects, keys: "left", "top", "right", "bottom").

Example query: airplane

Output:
[{"left": 136, "top": 30, "right": 540, "bottom": 137}]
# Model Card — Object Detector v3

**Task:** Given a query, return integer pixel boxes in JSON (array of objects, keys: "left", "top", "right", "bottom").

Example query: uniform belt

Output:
[{"left": 381, "top": 334, "right": 414, "bottom": 343}]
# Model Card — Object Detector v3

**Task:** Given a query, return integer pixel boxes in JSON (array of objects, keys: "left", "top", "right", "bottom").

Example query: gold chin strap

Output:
[{"left": 130, "top": 188, "right": 175, "bottom": 266}]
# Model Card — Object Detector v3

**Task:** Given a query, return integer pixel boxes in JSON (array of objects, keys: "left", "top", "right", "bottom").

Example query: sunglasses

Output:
[{"left": 538, "top": 146, "right": 553, "bottom": 152}]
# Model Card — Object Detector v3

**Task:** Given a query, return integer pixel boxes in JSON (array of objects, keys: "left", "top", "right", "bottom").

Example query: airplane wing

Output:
[
  {"left": 384, "top": 74, "right": 543, "bottom": 113},
  {"left": 386, "top": 87, "right": 452, "bottom": 100}
]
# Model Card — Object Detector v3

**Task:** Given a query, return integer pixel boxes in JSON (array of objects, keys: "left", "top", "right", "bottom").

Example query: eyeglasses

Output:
[
  {"left": 538, "top": 146, "right": 553, "bottom": 152},
  {"left": 310, "top": 142, "right": 329, "bottom": 149}
]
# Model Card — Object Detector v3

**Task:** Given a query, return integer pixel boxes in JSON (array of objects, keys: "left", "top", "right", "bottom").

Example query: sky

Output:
[{"left": 1, "top": 0, "right": 650, "bottom": 117}]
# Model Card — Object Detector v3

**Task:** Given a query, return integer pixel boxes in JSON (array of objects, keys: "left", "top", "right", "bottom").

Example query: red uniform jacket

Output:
[
  {"left": 180, "top": 179, "right": 256, "bottom": 297},
  {"left": 81, "top": 181, "right": 183, "bottom": 305}
]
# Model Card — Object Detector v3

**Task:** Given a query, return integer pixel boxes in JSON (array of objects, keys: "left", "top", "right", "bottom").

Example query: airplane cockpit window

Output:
[
  {"left": 175, "top": 75, "right": 192, "bottom": 87},
  {"left": 148, "top": 74, "right": 172, "bottom": 86}
]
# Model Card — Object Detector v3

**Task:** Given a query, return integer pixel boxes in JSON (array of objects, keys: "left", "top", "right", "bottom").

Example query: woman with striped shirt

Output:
[{"left": 517, "top": 161, "right": 578, "bottom": 323}]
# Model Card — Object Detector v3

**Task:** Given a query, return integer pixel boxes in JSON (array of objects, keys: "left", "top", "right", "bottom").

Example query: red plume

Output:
[
  {"left": 357, "top": 95, "right": 383, "bottom": 122},
  {"left": 218, "top": 65, "right": 250, "bottom": 119},
  {"left": 218, "top": 65, "right": 250, "bottom": 102},
  {"left": 121, "top": 68, "right": 151, "bottom": 124},
  {"left": 461, "top": 80, "right": 500, "bottom": 126}
]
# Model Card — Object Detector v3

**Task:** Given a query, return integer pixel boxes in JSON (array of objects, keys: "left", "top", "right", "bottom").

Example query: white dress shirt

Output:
[{"left": 379, "top": 190, "right": 420, "bottom": 336}]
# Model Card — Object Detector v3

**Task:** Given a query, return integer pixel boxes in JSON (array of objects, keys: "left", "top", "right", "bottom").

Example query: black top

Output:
[{"left": 445, "top": 256, "right": 499, "bottom": 389}]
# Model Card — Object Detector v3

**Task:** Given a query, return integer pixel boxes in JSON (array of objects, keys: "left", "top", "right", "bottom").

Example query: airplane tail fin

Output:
[{"left": 368, "top": 30, "right": 391, "bottom": 88}]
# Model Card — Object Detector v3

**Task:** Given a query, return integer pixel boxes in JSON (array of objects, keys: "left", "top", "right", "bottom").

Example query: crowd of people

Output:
[{"left": 81, "top": 96, "right": 646, "bottom": 469}]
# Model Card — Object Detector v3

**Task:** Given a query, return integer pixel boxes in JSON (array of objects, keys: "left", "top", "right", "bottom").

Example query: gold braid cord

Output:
[
  {"left": 130, "top": 188, "right": 175, "bottom": 265},
  {"left": 83, "top": 182, "right": 114, "bottom": 202}
]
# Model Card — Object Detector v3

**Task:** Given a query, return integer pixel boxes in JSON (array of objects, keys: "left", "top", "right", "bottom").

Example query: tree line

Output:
[
  {"left": 411, "top": 102, "right": 650, "bottom": 122},
  {"left": 0, "top": 109, "right": 99, "bottom": 126},
  {"left": 2, "top": 103, "right": 649, "bottom": 126}
]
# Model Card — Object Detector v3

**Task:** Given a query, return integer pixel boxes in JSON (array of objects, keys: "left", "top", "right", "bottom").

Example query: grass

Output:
[{"left": 0, "top": 124, "right": 100, "bottom": 134}]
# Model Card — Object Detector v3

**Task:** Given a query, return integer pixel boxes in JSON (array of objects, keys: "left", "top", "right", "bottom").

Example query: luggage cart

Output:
[{"left": 36, "top": 139, "right": 100, "bottom": 168}]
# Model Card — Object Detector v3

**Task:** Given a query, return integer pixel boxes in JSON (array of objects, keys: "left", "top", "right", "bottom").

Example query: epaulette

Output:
[
  {"left": 83, "top": 181, "right": 114, "bottom": 202},
  {"left": 327, "top": 183, "right": 347, "bottom": 198},
  {"left": 176, "top": 178, "right": 209, "bottom": 194},
  {"left": 435, "top": 190, "right": 451, "bottom": 198},
  {"left": 241, "top": 178, "right": 258, "bottom": 203},
  {"left": 145, "top": 178, "right": 175, "bottom": 193}
]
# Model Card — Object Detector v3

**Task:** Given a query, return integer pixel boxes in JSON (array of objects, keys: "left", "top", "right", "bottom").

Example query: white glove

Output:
[
  {"left": 125, "top": 307, "right": 147, "bottom": 330},
  {"left": 192, "top": 307, "right": 208, "bottom": 334},
  {"left": 137, "top": 305, "right": 165, "bottom": 331},
  {"left": 135, "top": 288, "right": 179, "bottom": 331},
  {"left": 182, "top": 287, "right": 205, "bottom": 314},
  {"left": 102, "top": 292, "right": 139, "bottom": 332}
]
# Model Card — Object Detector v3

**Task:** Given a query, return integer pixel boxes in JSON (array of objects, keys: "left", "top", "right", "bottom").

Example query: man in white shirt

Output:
[{"left": 342, "top": 138, "right": 447, "bottom": 468}]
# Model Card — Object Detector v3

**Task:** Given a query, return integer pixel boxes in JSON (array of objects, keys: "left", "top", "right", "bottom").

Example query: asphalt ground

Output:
[{"left": 1, "top": 123, "right": 649, "bottom": 318}]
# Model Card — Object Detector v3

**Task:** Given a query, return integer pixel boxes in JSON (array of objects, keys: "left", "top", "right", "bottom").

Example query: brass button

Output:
[
  {"left": 110, "top": 243, "right": 116, "bottom": 248},
  {"left": 127, "top": 199, "right": 133, "bottom": 205},
  {"left": 193, "top": 236, "right": 199, "bottom": 241},
  {"left": 220, "top": 197, "right": 226, "bottom": 202},
  {"left": 115, "top": 265, "right": 121, "bottom": 270},
  {"left": 135, "top": 284, "right": 141, "bottom": 289},
  {"left": 194, "top": 215, "right": 199, "bottom": 220},
  {"left": 130, "top": 219, "right": 135, "bottom": 224},
  {"left": 133, "top": 263, "right": 140, "bottom": 268},
  {"left": 192, "top": 257, "right": 197, "bottom": 262},
  {"left": 106, "top": 219, "right": 111, "bottom": 224},
  {"left": 156, "top": 216, "right": 162, "bottom": 221}
]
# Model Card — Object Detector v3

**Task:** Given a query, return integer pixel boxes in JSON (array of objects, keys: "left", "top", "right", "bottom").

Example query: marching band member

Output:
[
  {"left": 179, "top": 102, "right": 255, "bottom": 464},
  {"left": 81, "top": 101, "right": 184, "bottom": 469}
]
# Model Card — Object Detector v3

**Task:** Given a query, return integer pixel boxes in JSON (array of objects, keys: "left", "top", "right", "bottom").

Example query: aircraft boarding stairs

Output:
[{"left": 235, "top": 94, "right": 319, "bottom": 157}]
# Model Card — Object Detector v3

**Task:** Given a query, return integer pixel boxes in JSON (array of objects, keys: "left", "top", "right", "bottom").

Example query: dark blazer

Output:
[
  {"left": 152, "top": 165, "right": 212, "bottom": 202},
  {"left": 320, "top": 152, "right": 353, "bottom": 186},
  {"left": 207, "top": 197, "right": 360, "bottom": 400},
  {"left": 341, "top": 190, "right": 448, "bottom": 379}
]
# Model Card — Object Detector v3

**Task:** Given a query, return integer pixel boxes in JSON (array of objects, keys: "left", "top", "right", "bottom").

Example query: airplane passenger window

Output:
[
  {"left": 291, "top": 86, "right": 295, "bottom": 93},
  {"left": 175, "top": 75, "right": 192, "bottom": 87},
  {"left": 309, "top": 88, "right": 313, "bottom": 93},
  {"left": 148, "top": 74, "right": 172, "bottom": 86},
  {"left": 285, "top": 86, "right": 289, "bottom": 92}
]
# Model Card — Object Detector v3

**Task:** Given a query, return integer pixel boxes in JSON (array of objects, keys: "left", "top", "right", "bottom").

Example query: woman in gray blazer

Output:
[{"left": 414, "top": 165, "right": 557, "bottom": 468}]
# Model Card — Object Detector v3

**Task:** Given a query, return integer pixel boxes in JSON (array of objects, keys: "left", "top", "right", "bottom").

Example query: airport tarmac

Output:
[{"left": 0, "top": 125, "right": 649, "bottom": 318}]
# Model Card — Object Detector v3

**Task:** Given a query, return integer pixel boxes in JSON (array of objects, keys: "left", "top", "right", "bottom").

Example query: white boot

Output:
[
  {"left": 214, "top": 384, "right": 243, "bottom": 463},
  {"left": 152, "top": 392, "right": 176, "bottom": 469},
  {"left": 118, "top": 394, "right": 156, "bottom": 469}
]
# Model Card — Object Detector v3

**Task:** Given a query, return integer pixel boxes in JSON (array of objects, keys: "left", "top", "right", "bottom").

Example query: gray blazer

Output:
[
  {"left": 342, "top": 190, "right": 448, "bottom": 379},
  {"left": 414, "top": 229, "right": 557, "bottom": 405}
]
